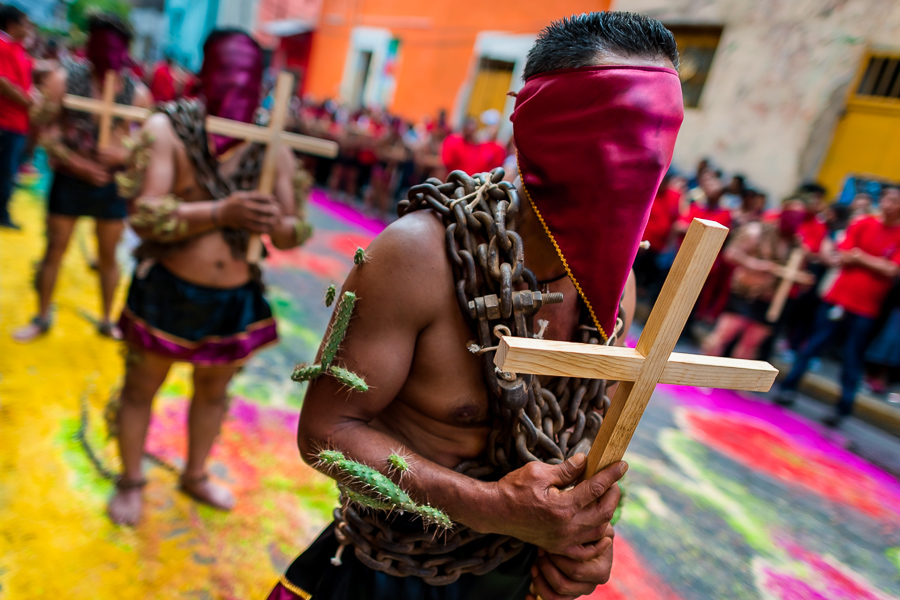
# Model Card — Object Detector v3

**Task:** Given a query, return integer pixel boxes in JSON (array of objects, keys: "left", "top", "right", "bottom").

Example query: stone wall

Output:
[{"left": 613, "top": 0, "right": 900, "bottom": 200}]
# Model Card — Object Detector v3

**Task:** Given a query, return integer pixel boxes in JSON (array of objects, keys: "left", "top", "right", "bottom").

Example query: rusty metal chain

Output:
[
  {"left": 332, "top": 168, "right": 625, "bottom": 585},
  {"left": 136, "top": 100, "right": 266, "bottom": 272}
]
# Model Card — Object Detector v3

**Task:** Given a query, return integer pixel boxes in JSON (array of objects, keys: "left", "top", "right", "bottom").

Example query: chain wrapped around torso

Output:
[
  {"left": 332, "top": 169, "right": 626, "bottom": 585},
  {"left": 133, "top": 99, "right": 265, "bottom": 269}
]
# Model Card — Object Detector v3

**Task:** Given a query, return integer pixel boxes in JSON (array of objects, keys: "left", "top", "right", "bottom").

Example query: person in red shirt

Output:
[
  {"left": 149, "top": 56, "right": 176, "bottom": 103},
  {"left": 441, "top": 117, "right": 485, "bottom": 174},
  {"left": 0, "top": 5, "right": 33, "bottom": 230},
  {"left": 776, "top": 186, "right": 900, "bottom": 426},
  {"left": 675, "top": 169, "right": 733, "bottom": 322},
  {"left": 635, "top": 172, "right": 681, "bottom": 300}
]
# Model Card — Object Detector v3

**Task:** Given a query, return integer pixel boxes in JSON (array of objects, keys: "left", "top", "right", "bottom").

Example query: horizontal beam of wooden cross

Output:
[
  {"left": 494, "top": 218, "right": 779, "bottom": 480},
  {"left": 61, "top": 95, "right": 339, "bottom": 158},
  {"left": 495, "top": 337, "right": 777, "bottom": 392}
]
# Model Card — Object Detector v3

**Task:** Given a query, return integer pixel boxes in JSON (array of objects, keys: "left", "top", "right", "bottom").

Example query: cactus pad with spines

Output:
[
  {"left": 388, "top": 453, "right": 409, "bottom": 473},
  {"left": 325, "top": 284, "right": 337, "bottom": 307},
  {"left": 321, "top": 292, "right": 356, "bottom": 370},
  {"left": 331, "top": 366, "right": 369, "bottom": 392},
  {"left": 316, "top": 449, "right": 452, "bottom": 529},
  {"left": 291, "top": 364, "right": 324, "bottom": 382},
  {"left": 353, "top": 246, "right": 367, "bottom": 265}
]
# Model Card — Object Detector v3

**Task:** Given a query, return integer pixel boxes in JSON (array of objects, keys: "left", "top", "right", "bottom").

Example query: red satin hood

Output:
[{"left": 511, "top": 65, "right": 684, "bottom": 340}]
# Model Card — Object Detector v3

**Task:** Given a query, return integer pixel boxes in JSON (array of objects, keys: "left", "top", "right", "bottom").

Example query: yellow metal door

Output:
[
  {"left": 466, "top": 58, "right": 515, "bottom": 120},
  {"left": 819, "top": 52, "right": 900, "bottom": 197}
]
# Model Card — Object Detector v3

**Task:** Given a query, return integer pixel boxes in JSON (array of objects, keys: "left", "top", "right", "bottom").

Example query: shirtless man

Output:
[
  {"left": 13, "top": 13, "right": 152, "bottom": 342},
  {"left": 272, "top": 12, "right": 683, "bottom": 600},
  {"left": 107, "top": 29, "right": 312, "bottom": 525}
]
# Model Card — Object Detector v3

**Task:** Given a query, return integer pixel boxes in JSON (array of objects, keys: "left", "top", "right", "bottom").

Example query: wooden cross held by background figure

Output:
[
  {"left": 765, "top": 247, "right": 814, "bottom": 323},
  {"left": 495, "top": 219, "right": 779, "bottom": 480},
  {"left": 62, "top": 70, "right": 338, "bottom": 263}
]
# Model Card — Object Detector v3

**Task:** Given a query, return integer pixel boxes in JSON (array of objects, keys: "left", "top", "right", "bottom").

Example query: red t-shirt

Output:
[
  {"left": 797, "top": 216, "right": 828, "bottom": 254},
  {"left": 150, "top": 63, "right": 176, "bottom": 103},
  {"left": 480, "top": 141, "right": 506, "bottom": 173},
  {"left": 678, "top": 203, "right": 733, "bottom": 229},
  {"left": 0, "top": 34, "right": 31, "bottom": 134},
  {"left": 824, "top": 216, "right": 900, "bottom": 317},
  {"left": 441, "top": 134, "right": 485, "bottom": 174},
  {"left": 643, "top": 187, "right": 681, "bottom": 250}
]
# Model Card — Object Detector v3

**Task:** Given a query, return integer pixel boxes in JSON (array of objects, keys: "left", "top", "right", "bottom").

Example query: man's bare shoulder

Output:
[
  {"left": 142, "top": 112, "right": 178, "bottom": 146},
  {"left": 368, "top": 210, "right": 448, "bottom": 272}
]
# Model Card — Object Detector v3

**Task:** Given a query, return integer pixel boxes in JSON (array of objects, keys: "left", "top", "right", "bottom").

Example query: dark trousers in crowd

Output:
[
  {"left": 0, "top": 129, "right": 26, "bottom": 226},
  {"left": 781, "top": 302, "right": 876, "bottom": 417}
]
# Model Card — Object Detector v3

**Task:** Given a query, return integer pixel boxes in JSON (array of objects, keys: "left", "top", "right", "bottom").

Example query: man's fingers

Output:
[
  {"left": 567, "top": 461, "right": 627, "bottom": 509},
  {"left": 573, "top": 483, "right": 621, "bottom": 529},
  {"left": 530, "top": 568, "right": 578, "bottom": 600},
  {"left": 556, "top": 538, "right": 610, "bottom": 562},
  {"left": 547, "top": 538, "right": 614, "bottom": 581},
  {"left": 546, "top": 453, "right": 587, "bottom": 488}
]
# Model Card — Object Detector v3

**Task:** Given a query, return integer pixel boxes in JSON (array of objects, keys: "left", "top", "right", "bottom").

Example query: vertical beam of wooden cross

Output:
[
  {"left": 494, "top": 219, "right": 778, "bottom": 480},
  {"left": 766, "top": 247, "right": 813, "bottom": 323},
  {"left": 245, "top": 71, "right": 294, "bottom": 264},
  {"left": 96, "top": 70, "right": 117, "bottom": 149}
]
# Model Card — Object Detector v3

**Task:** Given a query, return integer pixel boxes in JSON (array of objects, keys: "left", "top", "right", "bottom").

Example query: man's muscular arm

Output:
[
  {"left": 130, "top": 114, "right": 279, "bottom": 243},
  {"left": 297, "top": 212, "right": 626, "bottom": 561}
]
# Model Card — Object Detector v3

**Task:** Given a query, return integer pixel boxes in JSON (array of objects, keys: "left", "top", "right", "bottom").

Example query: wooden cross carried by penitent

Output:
[
  {"left": 62, "top": 70, "right": 339, "bottom": 263},
  {"left": 765, "top": 247, "right": 814, "bottom": 323},
  {"left": 495, "top": 218, "right": 780, "bottom": 479}
]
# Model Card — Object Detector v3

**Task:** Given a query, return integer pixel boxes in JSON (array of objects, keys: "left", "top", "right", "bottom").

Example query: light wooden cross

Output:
[
  {"left": 495, "top": 218, "right": 779, "bottom": 479},
  {"left": 765, "top": 247, "right": 814, "bottom": 323},
  {"left": 62, "top": 70, "right": 339, "bottom": 262}
]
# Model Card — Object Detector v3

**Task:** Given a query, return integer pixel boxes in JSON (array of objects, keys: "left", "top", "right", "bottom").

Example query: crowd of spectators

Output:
[{"left": 634, "top": 159, "right": 900, "bottom": 426}]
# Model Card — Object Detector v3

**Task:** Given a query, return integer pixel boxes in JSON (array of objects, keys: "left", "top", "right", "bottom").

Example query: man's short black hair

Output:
[
  {"left": 798, "top": 181, "right": 827, "bottom": 197},
  {"left": 203, "top": 28, "right": 262, "bottom": 54},
  {"left": 523, "top": 12, "right": 679, "bottom": 80},
  {"left": 0, "top": 5, "right": 27, "bottom": 31},
  {"left": 882, "top": 183, "right": 900, "bottom": 195},
  {"left": 86, "top": 11, "right": 133, "bottom": 41}
]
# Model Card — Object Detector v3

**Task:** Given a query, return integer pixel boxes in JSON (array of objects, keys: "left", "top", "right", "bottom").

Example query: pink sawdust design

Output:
[
  {"left": 663, "top": 386, "right": 900, "bottom": 520},
  {"left": 583, "top": 536, "right": 685, "bottom": 600},
  {"left": 310, "top": 189, "right": 388, "bottom": 235}
]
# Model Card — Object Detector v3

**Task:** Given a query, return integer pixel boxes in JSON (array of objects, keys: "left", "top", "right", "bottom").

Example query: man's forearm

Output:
[
  {"left": 846, "top": 249, "right": 899, "bottom": 278},
  {"left": 301, "top": 419, "right": 498, "bottom": 533},
  {"left": 271, "top": 216, "right": 313, "bottom": 250},
  {"left": 0, "top": 77, "right": 30, "bottom": 107},
  {"left": 129, "top": 196, "right": 220, "bottom": 243}
]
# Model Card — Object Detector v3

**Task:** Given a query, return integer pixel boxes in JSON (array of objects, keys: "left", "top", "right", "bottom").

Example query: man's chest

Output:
[{"left": 858, "top": 223, "right": 900, "bottom": 259}]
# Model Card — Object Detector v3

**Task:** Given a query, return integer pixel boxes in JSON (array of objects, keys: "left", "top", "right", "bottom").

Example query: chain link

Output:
[{"left": 334, "top": 168, "right": 626, "bottom": 585}]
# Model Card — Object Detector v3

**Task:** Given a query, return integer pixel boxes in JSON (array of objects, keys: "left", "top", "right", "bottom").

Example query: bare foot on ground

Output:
[
  {"left": 179, "top": 475, "right": 235, "bottom": 511},
  {"left": 12, "top": 318, "right": 50, "bottom": 343},
  {"left": 107, "top": 483, "right": 145, "bottom": 526}
]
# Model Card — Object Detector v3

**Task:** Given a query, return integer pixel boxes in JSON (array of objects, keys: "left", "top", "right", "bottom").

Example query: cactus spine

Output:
[
  {"left": 292, "top": 291, "right": 368, "bottom": 392},
  {"left": 317, "top": 449, "right": 451, "bottom": 530}
]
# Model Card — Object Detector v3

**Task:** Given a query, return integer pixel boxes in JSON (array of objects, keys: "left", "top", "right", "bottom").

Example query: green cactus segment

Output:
[
  {"left": 414, "top": 504, "right": 453, "bottom": 530},
  {"left": 353, "top": 246, "right": 367, "bottom": 265},
  {"left": 331, "top": 366, "right": 369, "bottom": 392},
  {"left": 317, "top": 450, "right": 452, "bottom": 529},
  {"left": 388, "top": 453, "right": 409, "bottom": 473},
  {"left": 340, "top": 485, "right": 394, "bottom": 511},
  {"left": 321, "top": 292, "right": 357, "bottom": 370},
  {"left": 325, "top": 284, "right": 337, "bottom": 307},
  {"left": 291, "top": 364, "right": 324, "bottom": 382}
]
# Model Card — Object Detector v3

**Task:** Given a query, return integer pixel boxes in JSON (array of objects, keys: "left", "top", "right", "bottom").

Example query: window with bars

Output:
[
  {"left": 666, "top": 24, "right": 724, "bottom": 108},
  {"left": 856, "top": 54, "right": 900, "bottom": 100}
]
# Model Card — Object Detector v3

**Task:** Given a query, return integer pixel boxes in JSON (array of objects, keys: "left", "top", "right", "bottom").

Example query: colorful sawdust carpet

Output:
[{"left": 0, "top": 179, "right": 898, "bottom": 599}]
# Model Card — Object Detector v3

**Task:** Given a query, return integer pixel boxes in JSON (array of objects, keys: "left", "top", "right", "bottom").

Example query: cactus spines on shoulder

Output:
[
  {"left": 321, "top": 292, "right": 357, "bottom": 370},
  {"left": 291, "top": 363, "right": 324, "bottom": 382},
  {"left": 331, "top": 366, "right": 369, "bottom": 393},
  {"left": 353, "top": 246, "right": 367, "bottom": 265},
  {"left": 413, "top": 503, "right": 453, "bottom": 530},
  {"left": 325, "top": 284, "right": 337, "bottom": 307}
]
